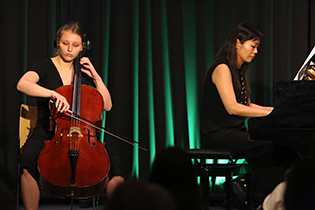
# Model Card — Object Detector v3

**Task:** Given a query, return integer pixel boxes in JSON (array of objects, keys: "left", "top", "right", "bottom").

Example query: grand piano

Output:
[{"left": 248, "top": 47, "right": 315, "bottom": 158}]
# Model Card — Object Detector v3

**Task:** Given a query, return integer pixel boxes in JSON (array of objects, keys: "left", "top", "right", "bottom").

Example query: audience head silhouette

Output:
[
  {"left": 150, "top": 147, "right": 202, "bottom": 210},
  {"left": 284, "top": 158, "right": 315, "bottom": 210},
  {"left": 106, "top": 180, "right": 176, "bottom": 210}
]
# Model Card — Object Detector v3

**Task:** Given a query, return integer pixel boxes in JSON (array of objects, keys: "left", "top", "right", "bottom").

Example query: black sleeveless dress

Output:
[{"left": 20, "top": 58, "right": 123, "bottom": 181}]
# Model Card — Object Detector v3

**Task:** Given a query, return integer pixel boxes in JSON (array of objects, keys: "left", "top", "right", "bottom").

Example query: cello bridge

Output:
[{"left": 67, "top": 127, "right": 83, "bottom": 137}]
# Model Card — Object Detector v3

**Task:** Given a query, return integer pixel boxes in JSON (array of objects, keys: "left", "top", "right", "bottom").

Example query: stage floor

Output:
[
  {"left": 17, "top": 192, "right": 262, "bottom": 210},
  {"left": 17, "top": 198, "right": 261, "bottom": 210}
]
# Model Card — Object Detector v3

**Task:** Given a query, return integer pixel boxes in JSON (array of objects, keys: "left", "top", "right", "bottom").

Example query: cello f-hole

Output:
[
  {"left": 83, "top": 127, "right": 95, "bottom": 146},
  {"left": 54, "top": 127, "right": 67, "bottom": 144}
]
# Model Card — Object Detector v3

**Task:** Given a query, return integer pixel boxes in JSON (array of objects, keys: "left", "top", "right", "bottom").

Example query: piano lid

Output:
[{"left": 294, "top": 46, "right": 315, "bottom": 80}]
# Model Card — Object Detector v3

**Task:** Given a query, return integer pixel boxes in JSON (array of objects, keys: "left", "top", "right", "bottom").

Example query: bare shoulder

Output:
[{"left": 212, "top": 63, "right": 232, "bottom": 84}]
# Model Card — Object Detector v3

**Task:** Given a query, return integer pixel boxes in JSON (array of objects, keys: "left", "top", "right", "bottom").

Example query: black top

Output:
[
  {"left": 29, "top": 58, "right": 95, "bottom": 138},
  {"left": 21, "top": 58, "right": 124, "bottom": 181},
  {"left": 200, "top": 58, "right": 246, "bottom": 141}
]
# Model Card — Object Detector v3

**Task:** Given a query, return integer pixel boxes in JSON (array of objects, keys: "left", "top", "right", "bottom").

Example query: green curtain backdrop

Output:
[{"left": 0, "top": 0, "right": 313, "bottom": 191}]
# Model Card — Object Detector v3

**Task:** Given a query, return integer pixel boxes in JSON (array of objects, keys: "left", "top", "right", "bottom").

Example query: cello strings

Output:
[{"left": 49, "top": 102, "right": 148, "bottom": 152}]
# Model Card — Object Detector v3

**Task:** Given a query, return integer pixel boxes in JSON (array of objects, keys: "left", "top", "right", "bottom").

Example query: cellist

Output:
[{"left": 17, "top": 21, "right": 124, "bottom": 210}]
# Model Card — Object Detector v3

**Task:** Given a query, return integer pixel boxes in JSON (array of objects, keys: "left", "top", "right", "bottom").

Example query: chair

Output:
[
  {"left": 16, "top": 104, "right": 38, "bottom": 207},
  {"left": 19, "top": 104, "right": 38, "bottom": 149},
  {"left": 187, "top": 148, "right": 252, "bottom": 210}
]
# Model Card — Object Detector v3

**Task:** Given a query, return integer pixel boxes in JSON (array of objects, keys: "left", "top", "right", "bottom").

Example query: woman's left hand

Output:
[
  {"left": 79, "top": 56, "right": 112, "bottom": 111},
  {"left": 80, "top": 57, "right": 100, "bottom": 79}
]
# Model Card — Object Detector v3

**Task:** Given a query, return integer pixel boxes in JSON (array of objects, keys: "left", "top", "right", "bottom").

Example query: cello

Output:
[{"left": 37, "top": 48, "right": 110, "bottom": 199}]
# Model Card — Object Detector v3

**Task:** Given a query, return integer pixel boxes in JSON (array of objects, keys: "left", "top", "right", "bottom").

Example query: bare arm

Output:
[
  {"left": 80, "top": 57, "right": 112, "bottom": 111},
  {"left": 16, "top": 71, "right": 70, "bottom": 112},
  {"left": 92, "top": 76, "right": 112, "bottom": 111},
  {"left": 212, "top": 64, "right": 273, "bottom": 117},
  {"left": 17, "top": 71, "right": 51, "bottom": 97}
]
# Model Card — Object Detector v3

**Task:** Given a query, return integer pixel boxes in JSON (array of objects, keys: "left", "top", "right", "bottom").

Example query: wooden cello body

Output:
[{"left": 37, "top": 64, "right": 110, "bottom": 199}]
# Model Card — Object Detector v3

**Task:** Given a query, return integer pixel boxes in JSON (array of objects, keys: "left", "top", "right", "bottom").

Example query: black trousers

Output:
[{"left": 201, "top": 129, "right": 299, "bottom": 196}]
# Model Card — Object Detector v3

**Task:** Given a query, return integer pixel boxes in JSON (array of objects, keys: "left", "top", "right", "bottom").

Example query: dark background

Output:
[{"left": 1, "top": 0, "right": 315, "bottom": 193}]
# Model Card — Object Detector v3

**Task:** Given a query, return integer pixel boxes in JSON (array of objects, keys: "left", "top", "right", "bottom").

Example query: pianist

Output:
[{"left": 200, "top": 23, "right": 281, "bottom": 198}]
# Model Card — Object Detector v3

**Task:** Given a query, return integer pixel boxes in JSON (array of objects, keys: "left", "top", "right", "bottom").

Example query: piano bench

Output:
[{"left": 187, "top": 148, "right": 252, "bottom": 210}]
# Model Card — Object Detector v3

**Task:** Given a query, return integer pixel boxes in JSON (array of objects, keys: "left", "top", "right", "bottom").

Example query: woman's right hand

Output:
[{"left": 51, "top": 91, "right": 70, "bottom": 113}]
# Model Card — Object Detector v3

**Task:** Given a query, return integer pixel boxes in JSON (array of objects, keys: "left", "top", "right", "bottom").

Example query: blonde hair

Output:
[{"left": 55, "top": 21, "right": 85, "bottom": 56}]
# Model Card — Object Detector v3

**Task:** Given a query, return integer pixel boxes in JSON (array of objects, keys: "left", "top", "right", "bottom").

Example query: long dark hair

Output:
[{"left": 211, "top": 22, "right": 263, "bottom": 99}]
